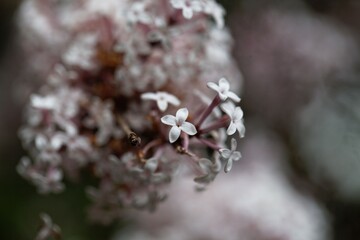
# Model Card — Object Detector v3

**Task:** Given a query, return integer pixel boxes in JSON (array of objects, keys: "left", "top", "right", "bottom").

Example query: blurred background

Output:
[{"left": 1, "top": 0, "right": 360, "bottom": 239}]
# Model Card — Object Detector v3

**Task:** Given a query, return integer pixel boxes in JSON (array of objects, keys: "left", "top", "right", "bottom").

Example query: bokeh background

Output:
[{"left": 1, "top": 0, "right": 360, "bottom": 239}]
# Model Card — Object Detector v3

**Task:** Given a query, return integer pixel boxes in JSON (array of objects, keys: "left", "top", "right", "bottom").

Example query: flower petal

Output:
[
  {"left": 220, "top": 101, "right": 235, "bottom": 117},
  {"left": 170, "top": 0, "right": 183, "bottom": 8},
  {"left": 233, "top": 107, "right": 244, "bottom": 120},
  {"left": 231, "top": 138, "right": 237, "bottom": 151},
  {"left": 161, "top": 115, "right": 176, "bottom": 126},
  {"left": 169, "top": 126, "right": 181, "bottom": 143},
  {"left": 219, "top": 92, "right": 228, "bottom": 101},
  {"left": 226, "top": 122, "right": 237, "bottom": 135},
  {"left": 231, "top": 151, "right": 242, "bottom": 161},
  {"left": 157, "top": 99, "right": 168, "bottom": 112},
  {"left": 219, "top": 148, "right": 231, "bottom": 159},
  {"left": 236, "top": 120, "right": 246, "bottom": 138},
  {"left": 183, "top": 7, "right": 193, "bottom": 19},
  {"left": 227, "top": 91, "right": 241, "bottom": 103},
  {"left": 176, "top": 108, "right": 188, "bottom": 124},
  {"left": 165, "top": 93, "right": 180, "bottom": 106},
  {"left": 207, "top": 82, "right": 220, "bottom": 92},
  {"left": 218, "top": 78, "right": 230, "bottom": 92},
  {"left": 224, "top": 159, "right": 233, "bottom": 173},
  {"left": 141, "top": 92, "right": 157, "bottom": 101},
  {"left": 180, "top": 122, "right": 197, "bottom": 135}
]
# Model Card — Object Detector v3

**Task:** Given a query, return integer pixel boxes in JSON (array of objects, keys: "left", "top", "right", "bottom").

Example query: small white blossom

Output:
[
  {"left": 203, "top": 1, "right": 225, "bottom": 28},
  {"left": 221, "top": 101, "right": 245, "bottom": 137},
  {"left": 141, "top": 91, "right": 180, "bottom": 112},
  {"left": 127, "top": 2, "right": 152, "bottom": 24},
  {"left": 207, "top": 77, "right": 241, "bottom": 102},
  {"left": 219, "top": 138, "right": 241, "bottom": 173},
  {"left": 170, "top": 0, "right": 202, "bottom": 19},
  {"left": 161, "top": 108, "right": 197, "bottom": 143},
  {"left": 62, "top": 33, "right": 97, "bottom": 70},
  {"left": 31, "top": 95, "right": 57, "bottom": 109}
]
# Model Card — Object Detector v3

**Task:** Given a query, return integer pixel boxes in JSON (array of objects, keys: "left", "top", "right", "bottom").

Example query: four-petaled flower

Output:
[
  {"left": 207, "top": 77, "right": 241, "bottom": 102},
  {"left": 161, "top": 108, "right": 197, "bottom": 143},
  {"left": 221, "top": 101, "right": 245, "bottom": 137},
  {"left": 141, "top": 91, "right": 180, "bottom": 112},
  {"left": 219, "top": 138, "right": 241, "bottom": 173}
]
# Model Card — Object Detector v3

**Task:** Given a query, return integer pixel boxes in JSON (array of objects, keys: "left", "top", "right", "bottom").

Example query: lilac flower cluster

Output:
[{"left": 17, "top": 0, "right": 243, "bottom": 223}]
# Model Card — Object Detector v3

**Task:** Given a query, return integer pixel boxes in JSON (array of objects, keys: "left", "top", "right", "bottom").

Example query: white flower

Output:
[
  {"left": 219, "top": 138, "right": 241, "bottom": 173},
  {"left": 62, "top": 33, "right": 97, "bottom": 70},
  {"left": 141, "top": 91, "right": 180, "bottom": 112},
  {"left": 31, "top": 95, "right": 57, "bottom": 110},
  {"left": 221, "top": 101, "right": 245, "bottom": 137},
  {"left": 127, "top": 2, "right": 152, "bottom": 24},
  {"left": 203, "top": 1, "right": 225, "bottom": 28},
  {"left": 170, "top": 0, "right": 202, "bottom": 19},
  {"left": 207, "top": 78, "right": 241, "bottom": 102},
  {"left": 161, "top": 108, "right": 197, "bottom": 143}
]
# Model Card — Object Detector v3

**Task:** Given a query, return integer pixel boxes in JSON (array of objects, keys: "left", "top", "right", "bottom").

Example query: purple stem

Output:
[
  {"left": 198, "top": 115, "right": 230, "bottom": 135},
  {"left": 142, "top": 138, "right": 163, "bottom": 155},
  {"left": 182, "top": 132, "right": 190, "bottom": 150},
  {"left": 197, "top": 138, "right": 221, "bottom": 151},
  {"left": 195, "top": 95, "right": 221, "bottom": 128}
]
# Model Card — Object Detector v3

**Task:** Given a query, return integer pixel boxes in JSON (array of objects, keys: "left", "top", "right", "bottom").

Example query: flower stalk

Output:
[
  {"left": 196, "top": 95, "right": 221, "bottom": 128},
  {"left": 117, "top": 115, "right": 141, "bottom": 147}
]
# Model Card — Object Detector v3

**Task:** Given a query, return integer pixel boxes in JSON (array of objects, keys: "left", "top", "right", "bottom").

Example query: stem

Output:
[
  {"left": 198, "top": 115, "right": 229, "bottom": 135},
  {"left": 197, "top": 138, "right": 221, "bottom": 151},
  {"left": 117, "top": 115, "right": 141, "bottom": 147},
  {"left": 176, "top": 145, "right": 196, "bottom": 158},
  {"left": 142, "top": 138, "right": 163, "bottom": 155},
  {"left": 117, "top": 115, "right": 131, "bottom": 135},
  {"left": 182, "top": 133, "right": 189, "bottom": 150},
  {"left": 196, "top": 95, "right": 221, "bottom": 128}
]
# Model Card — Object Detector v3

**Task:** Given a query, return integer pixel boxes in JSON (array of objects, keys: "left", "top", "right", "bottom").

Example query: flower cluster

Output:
[
  {"left": 35, "top": 213, "right": 61, "bottom": 240},
  {"left": 17, "top": 0, "right": 243, "bottom": 223}
]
